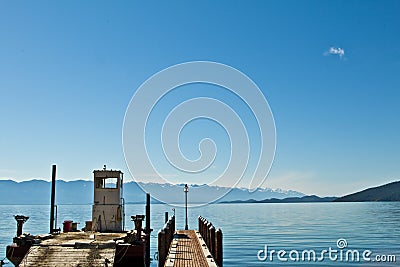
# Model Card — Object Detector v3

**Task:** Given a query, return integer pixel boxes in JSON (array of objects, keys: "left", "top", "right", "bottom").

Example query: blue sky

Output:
[{"left": 1, "top": 1, "right": 399, "bottom": 196}]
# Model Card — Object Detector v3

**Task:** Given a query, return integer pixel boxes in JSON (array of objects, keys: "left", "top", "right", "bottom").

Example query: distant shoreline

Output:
[
  {"left": 223, "top": 180, "right": 400, "bottom": 203},
  {"left": 1, "top": 180, "right": 398, "bottom": 204}
]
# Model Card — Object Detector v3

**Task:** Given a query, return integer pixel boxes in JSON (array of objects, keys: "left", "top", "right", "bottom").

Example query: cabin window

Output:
[{"left": 96, "top": 177, "right": 119, "bottom": 189}]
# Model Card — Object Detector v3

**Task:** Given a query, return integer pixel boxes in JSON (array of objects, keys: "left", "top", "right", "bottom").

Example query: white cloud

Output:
[{"left": 324, "top": 47, "right": 345, "bottom": 59}]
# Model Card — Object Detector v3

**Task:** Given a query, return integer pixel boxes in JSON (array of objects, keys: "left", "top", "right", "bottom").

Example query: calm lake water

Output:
[{"left": 0, "top": 202, "right": 399, "bottom": 266}]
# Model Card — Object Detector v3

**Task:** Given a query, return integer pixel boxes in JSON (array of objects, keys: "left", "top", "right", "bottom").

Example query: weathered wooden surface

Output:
[
  {"left": 18, "top": 232, "right": 126, "bottom": 267},
  {"left": 164, "top": 230, "right": 218, "bottom": 267},
  {"left": 19, "top": 246, "right": 115, "bottom": 267}
]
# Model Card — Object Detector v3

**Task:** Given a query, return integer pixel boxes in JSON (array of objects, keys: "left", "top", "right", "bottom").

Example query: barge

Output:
[{"left": 6, "top": 165, "right": 151, "bottom": 267}]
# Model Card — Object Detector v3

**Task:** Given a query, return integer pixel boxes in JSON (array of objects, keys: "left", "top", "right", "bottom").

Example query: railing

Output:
[
  {"left": 157, "top": 215, "right": 175, "bottom": 267},
  {"left": 198, "top": 216, "right": 223, "bottom": 267}
]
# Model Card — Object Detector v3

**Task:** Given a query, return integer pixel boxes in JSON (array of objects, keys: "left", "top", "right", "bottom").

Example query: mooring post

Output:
[
  {"left": 49, "top": 164, "right": 56, "bottom": 234},
  {"left": 145, "top": 193, "right": 151, "bottom": 267},
  {"left": 216, "top": 228, "right": 223, "bottom": 267},
  {"left": 131, "top": 215, "right": 145, "bottom": 241},
  {"left": 198, "top": 216, "right": 202, "bottom": 235},
  {"left": 171, "top": 215, "right": 175, "bottom": 234},
  {"left": 210, "top": 225, "right": 216, "bottom": 257},
  {"left": 206, "top": 221, "right": 212, "bottom": 249},
  {"left": 170, "top": 220, "right": 174, "bottom": 242},
  {"left": 202, "top": 218, "right": 207, "bottom": 240},
  {"left": 202, "top": 217, "right": 206, "bottom": 238},
  {"left": 165, "top": 212, "right": 168, "bottom": 224},
  {"left": 158, "top": 229, "right": 166, "bottom": 267},
  {"left": 202, "top": 219, "right": 207, "bottom": 244},
  {"left": 166, "top": 223, "right": 171, "bottom": 248},
  {"left": 15, "top": 215, "right": 29, "bottom": 236}
]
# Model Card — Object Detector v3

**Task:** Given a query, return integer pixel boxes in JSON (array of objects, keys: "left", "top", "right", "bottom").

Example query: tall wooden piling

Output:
[
  {"left": 198, "top": 216, "right": 202, "bottom": 235},
  {"left": 206, "top": 221, "right": 212, "bottom": 249},
  {"left": 216, "top": 228, "right": 223, "bottom": 267},
  {"left": 158, "top": 229, "right": 166, "bottom": 267},
  {"left": 209, "top": 226, "right": 216, "bottom": 257},
  {"left": 145, "top": 193, "right": 151, "bottom": 266},
  {"left": 49, "top": 164, "right": 56, "bottom": 234}
]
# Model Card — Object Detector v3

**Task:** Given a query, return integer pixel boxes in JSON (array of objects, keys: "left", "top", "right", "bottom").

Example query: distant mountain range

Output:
[
  {"left": 334, "top": 181, "right": 400, "bottom": 202},
  {"left": 0, "top": 179, "right": 304, "bottom": 205},
  {"left": 1, "top": 179, "right": 398, "bottom": 205},
  {"left": 221, "top": 195, "right": 337, "bottom": 204},
  {"left": 224, "top": 180, "right": 400, "bottom": 203}
]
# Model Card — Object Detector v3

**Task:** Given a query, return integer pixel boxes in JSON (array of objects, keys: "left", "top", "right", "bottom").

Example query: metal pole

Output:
[
  {"left": 50, "top": 164, "right": 56, "bottom": 234},
  {"left": 184, "top": 184, "right": 188, "bottom": 230}
]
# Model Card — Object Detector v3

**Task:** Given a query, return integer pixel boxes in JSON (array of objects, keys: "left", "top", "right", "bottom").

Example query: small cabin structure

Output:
[{"left": 92, "top": 165, "right": 124, "bottom": 232}]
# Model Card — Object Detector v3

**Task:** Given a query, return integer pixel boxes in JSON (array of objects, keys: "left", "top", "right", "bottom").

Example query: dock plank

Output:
[{"left": 164, "top": 230, "right": 218, "bottom": 267}]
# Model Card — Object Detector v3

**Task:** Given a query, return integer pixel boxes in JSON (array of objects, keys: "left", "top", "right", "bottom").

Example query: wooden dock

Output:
[
  {"left": 164, "top": 230, "right": 217, "bottom": 267},
  {"left": 19, "top": 246, "right": 116, "bottom": 267},
  {"left": 158, "top": 216, "right": 222, "bottom": 267},
  {"left": 17, "top": 232, "right": 125, "bottom": 267}
]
